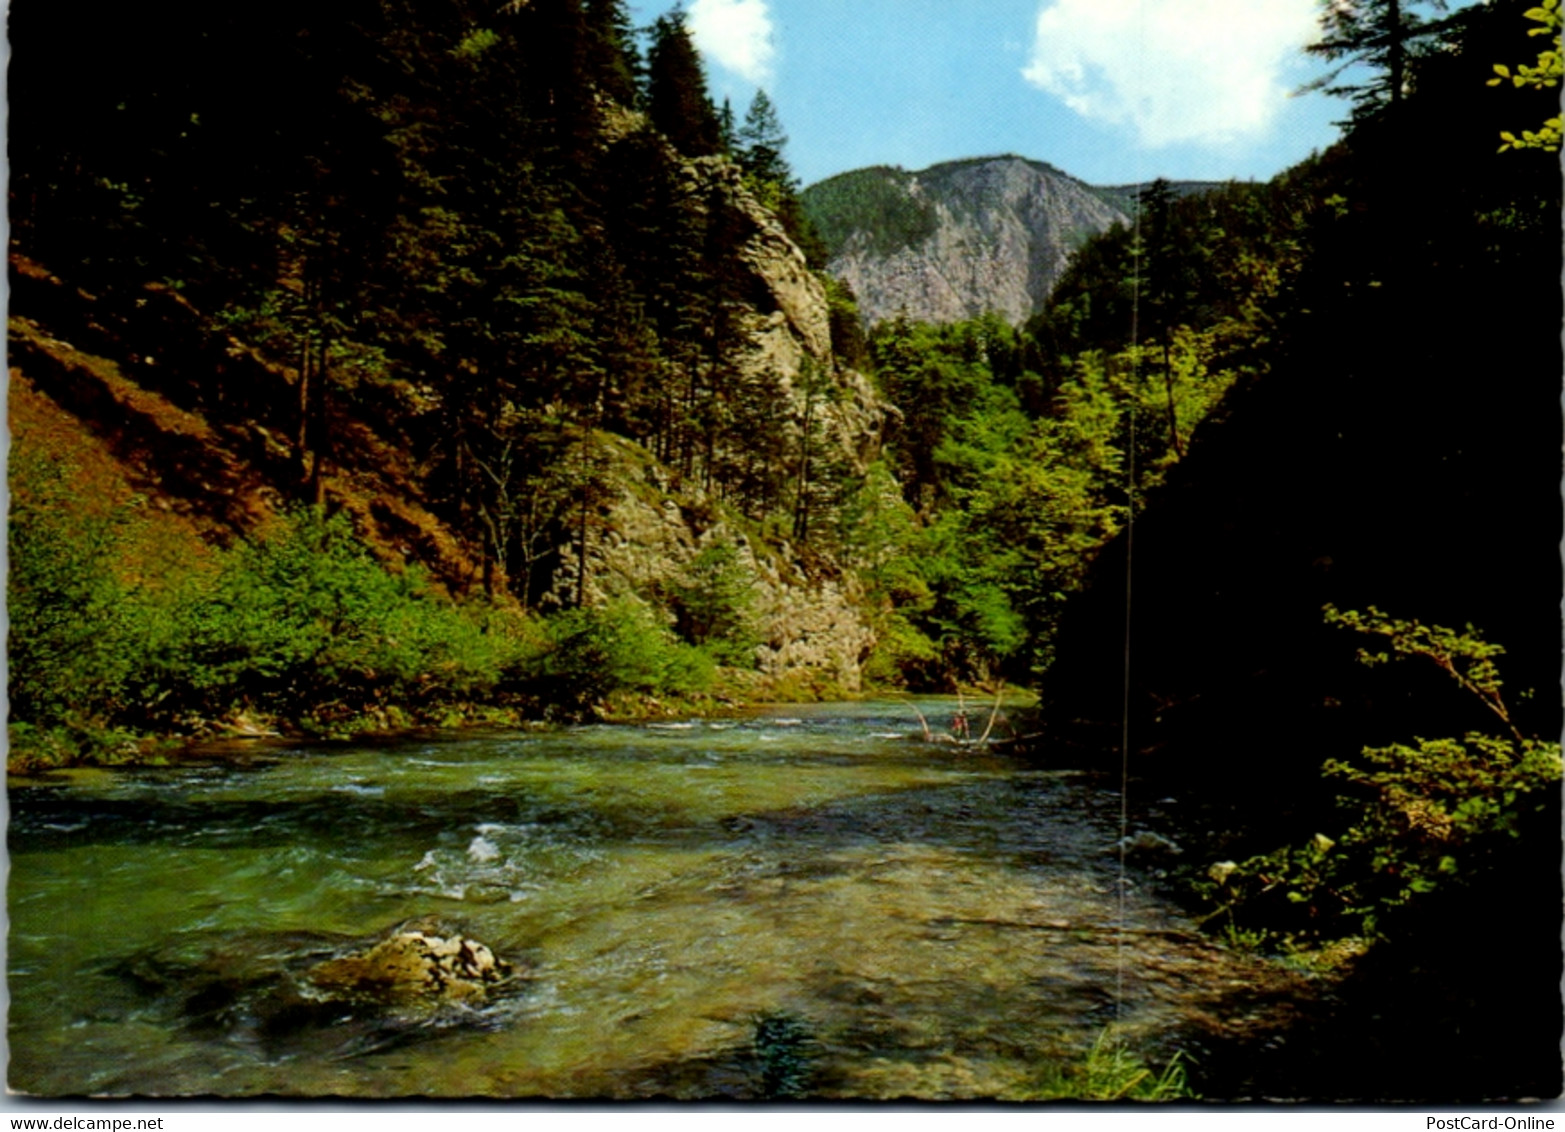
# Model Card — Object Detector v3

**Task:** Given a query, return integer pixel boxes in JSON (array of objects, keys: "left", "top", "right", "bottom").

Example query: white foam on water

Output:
[{"left": 467, "top": 836, "right": 501, "bottom": 864}]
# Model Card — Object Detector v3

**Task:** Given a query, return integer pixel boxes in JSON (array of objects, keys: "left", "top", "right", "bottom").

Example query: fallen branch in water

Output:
[
  {"left": 974, "top": 685, "right": 1006, "bottom": 745},
  {"left": 900, "top": 697, "right": 934, "bottom": 742},
  {"left": 901, "top": 689, "right": 1010, "bottom": 746}
]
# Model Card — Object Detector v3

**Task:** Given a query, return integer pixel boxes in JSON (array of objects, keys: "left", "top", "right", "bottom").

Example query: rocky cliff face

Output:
[
  {"left": 553, "top": 433, "right": 874, "bottom": 691},
  {"left": 802, "top": 156, "right": 1129, "bottom": 327},
  {"left": 540, "top": 153, "right": 887, "bottom": 689},
  {"left": 687, "top": 155, "right": 888, "bottom": 465}
]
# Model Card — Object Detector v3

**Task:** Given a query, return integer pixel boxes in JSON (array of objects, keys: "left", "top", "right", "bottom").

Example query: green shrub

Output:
[
  {"left": 861, "top": 614, "right": 942, "bottom": 688},
  {"left": 8, "top": 483, "right": 549, "bottom": 763},
  {"left": 535, "top": 598, "right": 713, "bottom": 714},
  {"left": 7, "top": 452, "right": 177, "bottom": 749},
  {"left": 1201, "top": 607, "right": 1563, "bottom": 945},
  {"left": 669, "top": 539, "right": 762, "bottom": 668},
  {"left": 175, "top": 507, "right": 524, "bottom": 719}
]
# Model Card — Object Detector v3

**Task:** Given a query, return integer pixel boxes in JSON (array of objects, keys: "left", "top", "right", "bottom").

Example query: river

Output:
[{"left": 8, "top": 699, "right": 1308, "bottom": 1098}]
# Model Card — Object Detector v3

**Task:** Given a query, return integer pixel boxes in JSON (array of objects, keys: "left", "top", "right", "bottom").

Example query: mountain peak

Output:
[{"left": 801, "top": 155, "right": 1131, "bottom": 327}]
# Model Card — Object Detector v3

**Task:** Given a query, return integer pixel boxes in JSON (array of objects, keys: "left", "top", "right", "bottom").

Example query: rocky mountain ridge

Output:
[
  {"left": 802, "top": 156, "right": 1128, "bottom": 327},
  {"left": 801, "top": 156, "right": 1223, "bottom": 328}
]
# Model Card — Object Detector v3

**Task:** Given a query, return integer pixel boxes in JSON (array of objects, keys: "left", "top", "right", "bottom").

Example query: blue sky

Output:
[{"left": 627, "top": 0, "right": 1365, "bottom": 188}]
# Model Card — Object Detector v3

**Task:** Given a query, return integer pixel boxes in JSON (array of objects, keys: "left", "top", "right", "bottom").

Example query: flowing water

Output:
[{"left": 8, "top": 700, "right": 1306, "bottom": 1098}]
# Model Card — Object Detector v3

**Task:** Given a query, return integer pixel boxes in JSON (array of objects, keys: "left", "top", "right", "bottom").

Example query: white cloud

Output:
[
  {"left": 1021, "top": 0, "right": 1319, "bottom": 147},
  {"left": 688, "top": 0, "right": 776, "bottom": 85}
]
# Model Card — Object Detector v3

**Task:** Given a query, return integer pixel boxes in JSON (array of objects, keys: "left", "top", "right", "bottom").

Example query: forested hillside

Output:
[
  {"left": 8, "top": 0, "right": 900, "bottom": 762},
  {"left": 5, "top": 0, "right": 1319, "bottom": 763},
  {"left": 1035, "top": 0, "right": 1564, "bottom": 1098}
]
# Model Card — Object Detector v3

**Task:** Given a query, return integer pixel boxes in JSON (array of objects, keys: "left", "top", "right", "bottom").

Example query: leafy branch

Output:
[
  {"left": 1489, "top": 0, "right": 1563, "bottom": 151},
  {"left": 1198, "top": 607, "right": 1561, "bottom": 946},
  {"left": 1321, "top": 603, "right": 1524, "bottom": 741}
]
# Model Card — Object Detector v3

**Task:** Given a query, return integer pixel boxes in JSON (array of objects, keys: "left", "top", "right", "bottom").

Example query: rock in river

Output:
[{"left": 307, "top": 924, "right": 514, "bottom": 1005}]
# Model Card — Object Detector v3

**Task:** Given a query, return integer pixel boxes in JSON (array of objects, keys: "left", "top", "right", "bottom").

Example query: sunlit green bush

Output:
[
  {"left": 175, "top": 507, "right": 525, "bottom": 719},
  {"left": 1201, "top": 606, "right": 1562, "bottom": 945},
  {"left": 7, "top": 451, "right": 173, "bottom": 748},
  {"left": 534, "top": 598, "right": 714, "bottom": 715},
  {"left": 8, "top": 482, "right": 550, "bottom": 763},
  {"left": 1025, "top": 1030, "right": 1196, "bottom": 1101},
  {"left": 669, "top": 538, "right": 762, "bottom": 668}
]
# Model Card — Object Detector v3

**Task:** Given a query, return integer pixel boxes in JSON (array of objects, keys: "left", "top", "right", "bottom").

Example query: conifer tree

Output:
[
  {"left": 734, "top": 88, "right": 828, "bottom": 267},
  {"left": 717, "top": 97, "right": 738, "bottom": 153},
  {"left": 1304, "top": 0, "right": 1453, "bottom": 118},
  {"left": 737, "top": 89, "right": 791, "bottom": 186},
  {"left": 583, "top": 0, "right": 643, "bottom": 107},
  {"left": 646, "top": 10, "right": 723, "bottom": 157},
  {"left": 1138, "top": 178, "right": 1205, "bottom": 459},
  {"left": 511, "top": 0, "right": 601, "bottom": 167}
]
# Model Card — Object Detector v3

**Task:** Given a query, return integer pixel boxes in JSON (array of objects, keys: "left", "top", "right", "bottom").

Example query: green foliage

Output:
[
  {"left": 860, "top": 302, "right": 1251, "bottom": 684},
  {"left": 1026, "top": 1031, "right": 1196, "bottom": 1102},
  {"left": 646, "top": 10, "right": 723, "bottom": 158},
  {"left": 799, "top": 166, "right": 940, "bottom": 259},
  {"left": 7, "top": 480, "right": 549, "bottom": 765},
  {"left": 1321, "top": 604, "right": 1527, "bottom": 739},
  {"left": 1490, "top": 0, "right": 1563, "bottom": 151},
  {"left": 8, "top": 452, "right": 150, "bottom": 734},
  {"left": 7, "top": 460, "right": 730, "bottom": 755},
  {"left": 1302, "top": 0, "right": 1457, "bottom": 118},
  {"left": 733, "top": 89, "right": 827, "bottom": 269},
  {"left": 1029, "top": 176, "right": 1318, "bottom": 380},
  {"left": 670, "top": 538, "right": 762, "bottom": 667},
  {"left": 837, "top": 463, "right": 940, "bottom": 686},
  {"left": 822, "top": 274, "right": 868, "bottom": 368},
  {"left": 451, "top": 27, "right": 500, "bottom": 62},
  {"left": 12, "top": 0, "right": 853, "bottom": 613},
  {"left": 1201, "top": 609, "right": 1562, "bottom": 945},
  {"left": 178, "top": 508, "right": 524, "bottom": 720},
  {"left": 862, "top": 319, "right": 1048, "bottom": 683},
  {"left": 736, "top": 90, "right": 789, "bottom": 187},
  {"left": 535, "top": 598, "right": 713, "bottom": 714}
]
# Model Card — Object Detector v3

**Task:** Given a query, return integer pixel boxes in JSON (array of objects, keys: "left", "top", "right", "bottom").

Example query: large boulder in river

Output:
[
  {"left": 307, "top": 925, "right": 514, "bottom": 1005},
  {"left": 110, "top": 919, "right": 526, "bottom": 1061}
]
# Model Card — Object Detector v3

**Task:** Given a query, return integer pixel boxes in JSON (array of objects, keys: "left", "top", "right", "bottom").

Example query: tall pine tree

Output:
[
  {"left": 1304, "top": 0, "right": 1453, "bottom": 119},
  {"left": 646, "top": 10, "right": 723, "bottom": 157}
]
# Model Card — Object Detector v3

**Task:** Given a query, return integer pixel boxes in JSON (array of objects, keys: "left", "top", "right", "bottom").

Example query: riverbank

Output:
[{"left": 7, "top": 672, "right": 1039, "bottom": 777}]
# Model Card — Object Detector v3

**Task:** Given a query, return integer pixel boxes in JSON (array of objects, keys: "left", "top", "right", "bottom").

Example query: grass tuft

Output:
[{"left": 1027, "top": 1029, "right": 1197, "bottom": 1101}]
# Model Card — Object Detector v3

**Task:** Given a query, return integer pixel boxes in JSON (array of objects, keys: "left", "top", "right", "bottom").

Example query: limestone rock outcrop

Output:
[
  {"left": 684, "top": 155, "right": 889, "bottom": 467},
  {"left": 535, "top": 151, "right": 886, "bottom": 691},
  {"left": 803, "top": 155, "right": 1131, "bottom": 327},
  {"left": 546, "top": 434, "right": 875, "bottom": 692}
]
